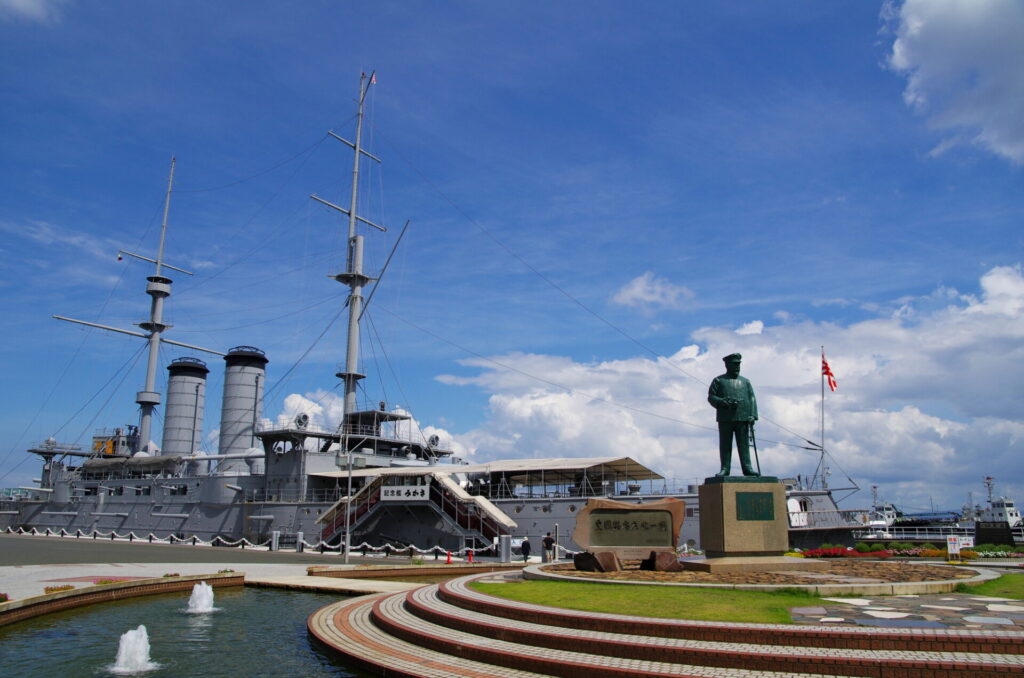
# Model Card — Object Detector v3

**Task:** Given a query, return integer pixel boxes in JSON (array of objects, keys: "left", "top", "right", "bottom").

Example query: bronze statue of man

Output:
[{"left": 707, "top": 353, "right": 759, "bottom": 477}]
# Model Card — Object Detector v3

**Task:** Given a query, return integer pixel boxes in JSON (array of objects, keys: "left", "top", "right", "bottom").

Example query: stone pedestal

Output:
[{"left": 697, "top": 476, "right": 788, "bottom": 559}]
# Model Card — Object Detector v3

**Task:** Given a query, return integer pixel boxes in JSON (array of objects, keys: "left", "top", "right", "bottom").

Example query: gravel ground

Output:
[{"left": 545, "top": 559, "right": 978, "bottom": 585}]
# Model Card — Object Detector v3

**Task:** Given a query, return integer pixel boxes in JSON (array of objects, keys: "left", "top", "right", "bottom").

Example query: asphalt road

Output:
[{"left": 0, "top": 534, "right": 412, "bottom": 567}]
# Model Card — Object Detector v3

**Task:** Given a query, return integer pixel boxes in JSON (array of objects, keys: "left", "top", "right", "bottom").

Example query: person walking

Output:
[{"left": 520, "top": 536, "right": 531, "bottom": 562}]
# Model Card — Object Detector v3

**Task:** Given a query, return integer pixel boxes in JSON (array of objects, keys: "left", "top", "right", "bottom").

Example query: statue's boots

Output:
[
  {"left": 715, "top": 448, "right": 731, "bottom": 477},
  {"left": 738, "top": 449, "right": 759, "bottom": 477}
]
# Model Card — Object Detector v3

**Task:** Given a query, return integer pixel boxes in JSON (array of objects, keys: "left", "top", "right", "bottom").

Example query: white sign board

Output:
[
  {"left": 381, "top": 485, "right": 429, "bottom": 501},
  {"left": 958, "top": 536, "right": 974, "bottom": 549},
  {"left": 946, "top": 535, "right": 961, "bottom": 556}
]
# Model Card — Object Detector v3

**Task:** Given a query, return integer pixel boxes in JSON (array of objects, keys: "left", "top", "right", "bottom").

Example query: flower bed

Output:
[{"left": 797, "top": 542, "right": 1024, "bottom": 560}]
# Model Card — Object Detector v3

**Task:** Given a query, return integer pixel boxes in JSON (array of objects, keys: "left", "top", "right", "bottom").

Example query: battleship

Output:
[{"left": 0, "top": 74, "right": 863, "bottom": 555}]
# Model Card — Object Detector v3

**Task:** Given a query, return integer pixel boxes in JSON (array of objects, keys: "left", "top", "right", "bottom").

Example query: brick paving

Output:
[{"left": 308, "top": 570, "right": 1024, "bottom": 676}]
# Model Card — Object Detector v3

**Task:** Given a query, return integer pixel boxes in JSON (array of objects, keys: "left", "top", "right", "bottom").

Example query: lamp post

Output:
[{"left": 338, "top": 443, "right": 354, "bottom": 564}]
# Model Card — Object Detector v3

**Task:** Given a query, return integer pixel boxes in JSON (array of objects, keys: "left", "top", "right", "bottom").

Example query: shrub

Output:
[
  {"left": 162, "top": 573, "right": 180, "bottom": 578},
  {"left": 920, "top": 549, "right": 946, "bottom": 558},
  {"left": 920, "top": 543, "right": 938, "bottom": 551},
  {"left": 869, "top": 543, "right": 888, "bottom": 552},
  {"left": 43, "top": 585, "right": 75, "bottom": 594},
  {"left": 0, "top": 592, "right": 8, "bottom": 602},
  {"left": 94, "top": 579, "right": 119, "bottom": 585},
  {"left": 784, "top": 551, "right": 805, "bottom": 558},
  {"left": 854, "top": 542, "right": 871, "bottom": 553},
  {"left": 960, "top": 550, "right": 978, "bottom": 559},
  {"left": 217, "top": 569, "right": 234, "bottom": 574}
]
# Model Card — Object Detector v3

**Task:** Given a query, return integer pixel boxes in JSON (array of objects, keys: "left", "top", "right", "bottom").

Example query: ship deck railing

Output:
[
  {"left": 787, "top": 508, "right": 865, "bottom": 530},
  {"left": 244, "top": 489, "right": 343, "bottom": 503},
  {"left": 853, "top": 525, "right": 1024, "bottom": 542}
]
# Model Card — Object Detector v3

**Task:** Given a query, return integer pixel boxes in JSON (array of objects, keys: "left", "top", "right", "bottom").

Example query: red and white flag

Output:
[{"left": 821, "top": 352, "right": 837, "bottom": 392}]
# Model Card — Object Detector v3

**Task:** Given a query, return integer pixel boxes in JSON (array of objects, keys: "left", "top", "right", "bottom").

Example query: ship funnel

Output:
[
  {"left": 161, "top": 357, "right": 209, "bottom": 456},
  {"left": 217, "top": 346, "right": 268, "bottom": 473}
]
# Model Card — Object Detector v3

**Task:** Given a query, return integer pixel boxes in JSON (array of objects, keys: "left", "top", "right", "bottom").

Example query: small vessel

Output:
[
  {"left": 1, "top": 74, "right": 861, "bottom": 554},
  {"left": 853, "top": 477, "right": 1024, "bottom": 545}
]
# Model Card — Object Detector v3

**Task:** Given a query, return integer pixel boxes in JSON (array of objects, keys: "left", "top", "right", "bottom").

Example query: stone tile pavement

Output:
[{"left": 790, "top": 593, "right": 1024, "bottom": 630}]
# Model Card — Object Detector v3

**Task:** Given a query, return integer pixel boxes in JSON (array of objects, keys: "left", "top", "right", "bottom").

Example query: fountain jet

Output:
[
  {"left": 110, "top": 624, "right": 159, "bottom": 674},
  {"left": 186, "top": 581, "right": 216, "bottom": 614}
]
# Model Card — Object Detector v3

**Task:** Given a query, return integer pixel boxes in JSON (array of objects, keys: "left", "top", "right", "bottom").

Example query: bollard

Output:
[
  {"left": 149, "top": 535, "right": 153, "bottom": 543},
  {"left": 434, "top": 547, "right": 440, "bottom": 561},
  {"left": 129, "top": 533, "right": 133, "bottom": 542},
  {"left": 446, "top": 551, "right": 452, "bottom": 564},
  {"left": 192, "top": 536, "right": 197, "bottom": 546}
]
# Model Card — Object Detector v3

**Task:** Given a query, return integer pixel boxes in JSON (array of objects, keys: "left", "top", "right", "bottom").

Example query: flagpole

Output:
[{"left": 821, "top": 345, "right": 825, "bottom": 453}]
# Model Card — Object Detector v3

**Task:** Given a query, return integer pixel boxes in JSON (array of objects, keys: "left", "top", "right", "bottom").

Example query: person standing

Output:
[
  {"left": 520, "top": 536, "right": 531, "bottom": 562},
  {"left": 542, "top": 532, "right": 555, "bottom": 562}
]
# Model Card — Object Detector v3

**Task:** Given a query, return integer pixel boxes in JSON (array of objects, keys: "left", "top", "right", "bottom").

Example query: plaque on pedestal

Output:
[{"left": 699, "top": 477, "right": 788, "bottom": 558}]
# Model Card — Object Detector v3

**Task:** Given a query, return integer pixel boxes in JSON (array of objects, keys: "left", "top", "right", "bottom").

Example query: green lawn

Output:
[
  {"left": 468, "top": 580, "right": 824, "bottom": 624},
  {"left": 957, "top": 573, "right": 1024, "bottom": 599}
]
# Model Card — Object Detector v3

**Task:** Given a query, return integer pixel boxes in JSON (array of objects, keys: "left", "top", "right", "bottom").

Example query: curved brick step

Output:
[
  {"left": 401, "top": 583, "right": 1022, "bottom": 678},
  {"left": 439, "top": 572, "right": 1024, "bottom": 655},
  {"left": 372, "top": 589, "right": 865, "bottom": 678},
  {"left": 307, "top": 593, "right": 550, "bottom": 677}
]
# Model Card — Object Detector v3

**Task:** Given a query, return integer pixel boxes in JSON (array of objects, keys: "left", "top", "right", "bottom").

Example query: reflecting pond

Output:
[{"left": 0, "top": 587, "right": 372, "bottom": 677}]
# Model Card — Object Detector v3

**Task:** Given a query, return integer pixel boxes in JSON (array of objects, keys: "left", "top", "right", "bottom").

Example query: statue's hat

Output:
[{"left": 722, "top": 353, "right": 742, "bottom": 363}]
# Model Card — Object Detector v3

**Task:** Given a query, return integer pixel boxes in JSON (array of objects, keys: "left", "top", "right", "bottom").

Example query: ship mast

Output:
[
  {"left": 311, "top": 72, "right": 385, "bottom": 424},
  {"left": 54, "top": 157, "right": 224, "bottom": 454}
]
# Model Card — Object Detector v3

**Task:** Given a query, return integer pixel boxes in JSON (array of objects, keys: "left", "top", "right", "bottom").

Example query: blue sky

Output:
[{"left": 1, "top": 1, "right": 1022, "bottom": 513}]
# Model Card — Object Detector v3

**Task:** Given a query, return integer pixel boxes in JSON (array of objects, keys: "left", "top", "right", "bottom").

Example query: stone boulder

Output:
[{"left": 639, "top": 550, "right": 683, "bottom": 572}]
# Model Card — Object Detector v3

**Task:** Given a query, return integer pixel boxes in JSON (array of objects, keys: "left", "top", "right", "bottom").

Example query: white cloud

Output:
[
  {"left": 0, "top": 220, "right": 115, "bottom": 260},
  {"left": 269, "top": 390, "right": 472, "bottom": 459},
  {"left": 610, "top": 272, "right": 694, "bottom": 312},
  {"left": 884, "top": 0, "right": 1024, "bottom": 163},
  {"left": 440, "top": 264, "right": 1024, "bottom": 510},
  {"left": 0, "top": 0, "right": 67, "bottom": 23},
  {"left": 735, "top": 320, "right": 764, "bottom": 335}
]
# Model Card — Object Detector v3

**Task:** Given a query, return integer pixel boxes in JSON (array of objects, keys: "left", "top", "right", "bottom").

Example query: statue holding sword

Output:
[{"left": 707, "top": 353, "right": 760, "bottom": 477}]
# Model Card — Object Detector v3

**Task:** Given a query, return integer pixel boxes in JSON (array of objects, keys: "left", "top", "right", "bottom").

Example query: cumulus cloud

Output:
[
  {"left": 270, "top": 389, "right": 472, "bottom": 459},
  {"left": 0, "top": 0, "right": 67, "bottom": 23},
  {"left": 735, "top": 320, "right": 764, "bottom": 335},
  {"left": 611, "top": 272, "right": 695, "bottom": 312},
  {"left": 884, "top": 0, "right": 1024, "bottom": 163},
  {"left": 441, "top": 265, "right": 1024, "bottom": 510}
]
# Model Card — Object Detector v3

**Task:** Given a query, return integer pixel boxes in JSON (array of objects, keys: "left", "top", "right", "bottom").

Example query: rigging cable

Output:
[
  {"left": 73, "top": 344, "right": 148, "bottom": 448},
  {"left": 176, "top": 133, "right": 331, "bottom": 296},
  {"left": 374, "top": 304, "right": 818, "bottom": 452},
  {"left": 173, "top": 292, "right": 344, "bottom": 333},
  {"left": 363, "top": 309, "right": 434, "bottom": 448},
  {"left": 175, "top": 130, "right": 342, "bottom": 193},
  {"left": 0, "top": 195, "right": 167, "bottom": 482},
  {"left": 261, "top": 303, "right": 349, "bottom": 407},
  {"left": 379, "top": 131, "right": 825, "bottom": 452},
  {"left": 0, "top": 342, "right": 148, "bottom": 483}
]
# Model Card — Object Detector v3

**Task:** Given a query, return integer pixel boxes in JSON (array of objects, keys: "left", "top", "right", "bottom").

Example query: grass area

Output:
[
  {"left": 469, "top": 580, "right": 825, "bottom": 624},
  {"left": 955, "top": 573, "right": 1024, "bottom": 599}
]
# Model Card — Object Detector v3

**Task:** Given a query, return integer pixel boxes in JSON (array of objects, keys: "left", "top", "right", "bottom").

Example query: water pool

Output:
[{"left": 0, "top": 587, "right": 372, "bottom": 677}]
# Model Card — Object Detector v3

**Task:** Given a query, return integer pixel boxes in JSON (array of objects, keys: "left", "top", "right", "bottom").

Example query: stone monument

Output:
[
  {"left": 685, "top": 353, "right": 825, "bottom": 573},
  {"left": 571, "top": 497, "right": 686, "bottom": 572}
]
